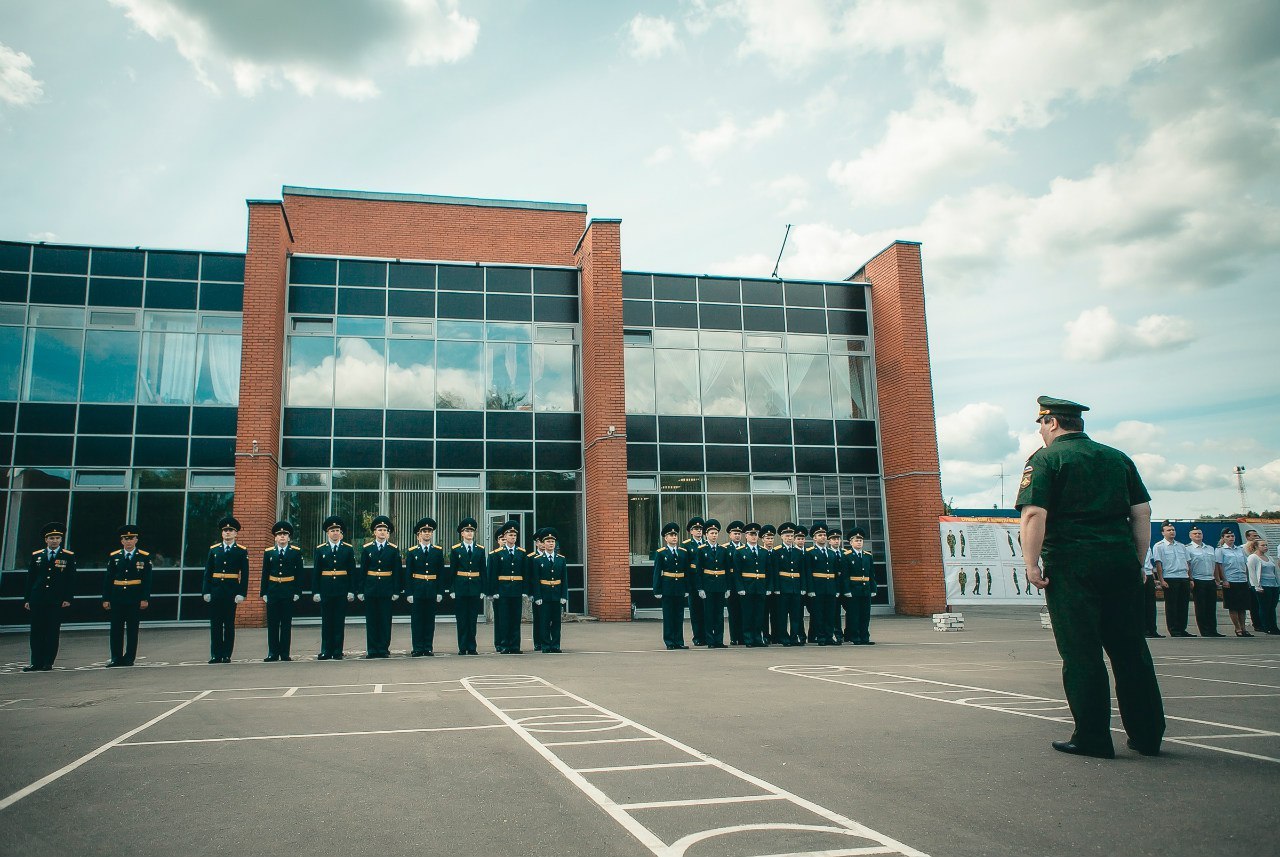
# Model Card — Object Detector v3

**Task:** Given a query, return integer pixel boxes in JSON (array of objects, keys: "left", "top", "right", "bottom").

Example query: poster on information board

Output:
[{"left": 939, "top": 516, "right": 1044, "bottom": 606}]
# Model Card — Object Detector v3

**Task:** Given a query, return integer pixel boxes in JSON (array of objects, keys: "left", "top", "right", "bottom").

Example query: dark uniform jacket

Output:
[
  {"left": 488, "top": 545, "right": 530, "bottom": 598},
  {"left": 696, "top": 543, "right": 734, "bottom": 594},
  {"left": 103, "top": 549, "right": 152, "bottom": 602},
  {"left": 449, "top": 542, "right": 487, "bottom": 597},
  {"left": 844, "top": 549, "right": 876, "bottom": 597},
  {"left": 530, "top": 552, "right": 569, "bottom": 603},
  {"left": 360, "top": 541, "right": 403, "bottom": 597},
  {"left": 733, "top": 544, "right": 771, "bottom": 595},
  {"left": 405, "top": 543, "right": 447, "bottom": 599},
  {"left": 312, "top": 541, "right": 357, "bottom": 597},
  {"left": 805, "top": 545, "right": 841, "bottom": 595},
  {"left": 652, "top": 545, "right": 692, "bottom": 597},
  {"left": 27, "top": 548, "right": 76, "bottom": 604},
  {"left": 261, "top": 544, "right": 303, "bottom": 600},
  {"left": 202, "top": 543, "right": 249, "bottom": 601},
  {"left": 774, "top": 544, "right": 806, "bottom": 594}
]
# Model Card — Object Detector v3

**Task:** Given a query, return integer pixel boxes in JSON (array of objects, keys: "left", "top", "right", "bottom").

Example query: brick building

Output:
[{"left": 0, "top": 185, "right": 945, "bottom": 630}]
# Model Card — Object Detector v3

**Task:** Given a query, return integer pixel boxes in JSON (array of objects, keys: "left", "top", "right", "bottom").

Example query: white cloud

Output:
[
  {"left": 1253, "top": 459, "right": 1280, "bottom": 509},
  {"left": 1131, "top": 453, "right": 1232, "bottom": 492},
  {"left": 682, "top": 110, "right": 786, "bottom": 162},
  {"left": 1063, "top": 306, "right": 1194, "bottom": 362},
  {"left": 1094, "top": 420, "right": 1165, "bottom": 453},
  {"left": 626, "top": 14, "right": 678, "bottom": 59},
  {"left": 0, "top": 43, "right": 43, "bottom": 106},
  {"left": 644, "top": 145, "right": 674, "bottom": 166},
  {"left": 27, "top": 231, "right": 58, "bottom": 242},
  {"left": 109, "top": 0, "right": 478, "bottom": 98},
  {"left": 937, "top": 402, "right": 1018, "bottom": 462}
]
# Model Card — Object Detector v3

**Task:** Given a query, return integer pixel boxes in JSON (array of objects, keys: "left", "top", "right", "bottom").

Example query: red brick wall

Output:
[
  {"left": 233, "top": 203, "right": 292, "bottom": 627},
  {"left": 282, "top": 194, "right": 586, "bottom": 266},
  {"left": 859, "top": 242, "right": 947, "bottom": 616},
  {"left": 575, "top": 220, "right": 630, "bottom": 620}
]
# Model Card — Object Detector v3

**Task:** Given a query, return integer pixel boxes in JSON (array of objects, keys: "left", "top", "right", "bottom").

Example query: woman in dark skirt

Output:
[{"left": 1216, "top": 530, "right": 1253, "bottom": 636}]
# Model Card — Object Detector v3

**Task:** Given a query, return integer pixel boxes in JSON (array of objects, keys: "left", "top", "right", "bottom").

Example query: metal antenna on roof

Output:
[{"left": 770, "top": 224, "right": 792, "bottom": 279}]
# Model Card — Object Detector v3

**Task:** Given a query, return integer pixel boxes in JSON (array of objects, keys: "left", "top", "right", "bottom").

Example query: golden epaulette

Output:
[
  {"left": 490, "top": 547, "right": 505, "bottom": 554},
  {"left": 137, "top": 550, "right": 149, "bottom": 556},
  {"left": 290, "top": 545, "right": 301, "bottom": 551},
  {"left": 452, "top": 543, "right": 462, "bottom": 549},
  {"left": 61, "top": 549, "right": 74, "bottom": 555},
  {"left": 110, "top": 549, "right": 122, "bottom": 556},
  {"left": 363, "top": 542, "right": 374, "bottom": 548}
]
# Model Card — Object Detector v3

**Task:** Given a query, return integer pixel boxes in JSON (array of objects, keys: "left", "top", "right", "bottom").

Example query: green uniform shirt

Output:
[{"left": 1015, "top": 432, "right": 1150, "bottom": 566}]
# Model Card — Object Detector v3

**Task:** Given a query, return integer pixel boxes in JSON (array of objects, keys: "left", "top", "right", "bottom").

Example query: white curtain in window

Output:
[
  {"left": 699, "top": 350, "right": 745, "bottom": 416},
  {"left": 197, "top": 334, "right": 241, "bottom": 405}
]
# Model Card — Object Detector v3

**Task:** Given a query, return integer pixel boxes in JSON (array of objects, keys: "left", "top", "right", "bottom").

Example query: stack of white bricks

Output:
[
  {"left": 1040, "top": 610, "right": 1052, "bottom": 630},
  {"left": 932, "top": 612, "right": 965, "bottom": 631}
]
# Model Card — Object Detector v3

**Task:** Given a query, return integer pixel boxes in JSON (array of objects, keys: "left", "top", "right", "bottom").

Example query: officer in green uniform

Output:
[
  {"left": 103, "top": 524, "right": 151, "bottom": 667},
  {"left": 202, "top": 516, "right": 248, "bottom": 663},
  {"left": 725, "top": 520, "right": 746, "bottom": 644},
  {"left": 734, "top": 522, "right": 770, "bottom": 646},
  {"left": 682, "top": 517, "right": 708, "bottom": 645},
  {"left": 696, "top": 519, "right": 732, "bottom": 648},
  {"left": 405, "top": 517, "right": 446, "bottom": 656},
  {"left": 774, "top": 524, "right": 806, "bottom": 646},
  {"left": 260, "top": 521, "right": 303, "bottom": 662},
  {"left": 1017, "top": 395, "right": 1164, "bottom": 759},
  {"left": 653, "top": 521, "right": 692, "bottom": 649},
  {"left": 530, "top": 527, "right": 569, "bottom": 653},
  {"left": 488, "top": 520, "right": 530, "bottom": 654},
  {"left": 359, "top": 515, "right": 402, "bottom": 658},
  {"left": 450, "top": 518, "right": 486, "bottom": 655},
  {"left": 24, "top": 522, "right": 76, "bottom": 671},
  {"left": 843, "top": 527, "right": 876, "bottom": 645},
  {"left": 312, "top": 515, "right": 357, "bottom": 660},
  {"left": 805, "top": 522, "right": 841, "bottom": 645}
]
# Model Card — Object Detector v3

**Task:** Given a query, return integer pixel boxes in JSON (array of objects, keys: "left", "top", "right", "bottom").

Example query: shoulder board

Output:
[
  {"left": 290, "top": 544, "right": 301, "bottom": 551},
  {"left": 805, "top": 546, "right": 814, "bottom": 552},
  {"left": 527, "top": 550, "right": 539, "bottom": 557},
  {"left": 698, "top": 543, "right": 710, "bottom": 550},
  {"left": 677, "top": 546, "right": 688, "bottom": 553},
  {"left": 681, "top": 538, "right": 693, "bottom": 545},
  {"left": 137, "top": 550, "right": 149, "bottom": 556},
  {"left": 452, "top": 543, "right": 462, "bottom": 549},
  {"left": 110, "top": 549, "right": 122, "bottom": 556},
  {"left": 865, "top": 551, "right": 873, "bottom": 556},
  {"left": 772, "top": 545, "right": 783, "bottom": 551},
  {"left": 431, "top": 544, "right": 443, "bottom": 551},
  {"left": 316, "top": 543, "right": 327, "bottom": 549},
  {"left": 32, "top": 549, "right": 43, "bottom": 555},
  {"left": 210, "top": 543, "right": 221, "bottom": 549},
  {"left": 843, "top": 549, "right": 852, "bottom": 555},
  {"left": 734, "top": 544, "right": 745, "bottom": 550},
  {"left": 342, "top": 541, "right": 352, "bottom": 547},
  {"left": 388, "top": 542, "right": 397, "bottom": 549},
  {"left": 490, "top": 547, "right": 503, "bottom": 554},
  {"left": 363, "top": 542, "right": 374, "bottom": 548},
  {"left": 264, "top": 547, "right": 275, "bottom": 553},
  {"left": 61, "top": 549, "right": 74, "bottom": 555}
]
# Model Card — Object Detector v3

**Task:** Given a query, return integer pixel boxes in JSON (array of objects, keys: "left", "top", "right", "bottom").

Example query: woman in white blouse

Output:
[
  {"left": 1246, "top": 538, "right": 1279, "bottom": 635},
  {"left": 1216, "top": 530, "right": 1252, "bottom": 637}
]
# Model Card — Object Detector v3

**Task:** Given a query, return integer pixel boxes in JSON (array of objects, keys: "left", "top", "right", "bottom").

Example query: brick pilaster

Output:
[
  {"left": 575, "top": 219, "right": 630, "bottom": 621},
  {"left": 855, "top": 242, "right": 947, "bottom": 616}
]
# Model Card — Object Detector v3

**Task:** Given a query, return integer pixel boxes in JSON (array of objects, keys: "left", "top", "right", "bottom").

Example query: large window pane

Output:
[
  {"left": 389, "top": 490, "right": 434, "bottom": 546},
  {"left": 0, "top": 326, "right": 23, "bottom": 399},
  {"left": 706, "top": 494, "right": 749, "bottom": 530},
  {"left": 699, "top": 350, "right": 745, "bottom": 416},
  {"left": 436, "top": 340, "right": 483, "bottom": 410},
  {"left": 139, "top": 329, "right": 195, "bottom": 404},
  {"left": 624, "top": 346, "right": 656, "bottom": 414},
  {"left": 81, "top": 330, "right": 140, "bottom": 403},
  {"left": 287, "top": 337, "right": 335, "bottom": 407},
  {"left": 653, "top": 349, "right": 700, "bottom": 415},
  {"left": 134, "top": 491, "right": 184, "bottom": 567},
  {"left": 279, "top": 490, "right": 330, "bottom": 567},
  {"left": 331, "top": 491, "right": 381, "bottom": 542},
  {"left": 195, "top": 333, "right": 241, "bottom": 405},
  {"left": 751, "top": 494, "right": 795, "bottom": 528},
  {"left": 335, "top": 337, "right": 386, "bottom": 408},
  {"left": 182, "top": 490, "right": 234, "bottom": 566},
  {"left": 745, "top": 351, "right": 788, "bottom": 417},
  {"left": 535, "top": 491, "right": 580, "bottom": 563},
  {"left": 628, "top": 492, "right": 659, "bottom": 565},
  {"left": 4, "top": 469, "right": 70, "bottom": 568},
  {"left": 486, "top": 342, "right": 531, "bottom": 410},
  {"left": 435, "top": 491, "right": 484, "bottom": 543},
  {"left": 69, "top": 491, "right": 129, "bottom": 568},
  {"left": 788, "top": 353, "right": 833, "bottom": 419},
  {"left": 832, "top": 354, "right": 875, "bottom": 419},
  {"left": 22, "top": 328, "right": 83, "bottom": 402},
  {"left": 387, "top": 339, "right": 435, "bottom": 409},
  {"left": 533, "top": 343, "right": 577, "bottom": 412}
]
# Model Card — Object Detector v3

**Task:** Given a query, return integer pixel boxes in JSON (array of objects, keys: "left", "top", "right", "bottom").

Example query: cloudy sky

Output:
[{"left": 2, "top": 0, "right": 1278, "bottom": 517}]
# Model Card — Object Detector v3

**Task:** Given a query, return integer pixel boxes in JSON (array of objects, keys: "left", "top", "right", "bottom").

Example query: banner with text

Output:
[{"left": 939, "top": 516, "right": 1043, "bottom": 607}]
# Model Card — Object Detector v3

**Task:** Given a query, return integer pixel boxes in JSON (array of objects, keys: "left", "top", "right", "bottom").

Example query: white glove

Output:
[
  {"left": 808, "top": 592, "right": 816, "bottom": 597},
  {"left": 292, "top": 594, "right": 299, "bottom": 601},
  {"left": 234, "top": 595, "right": 244, "bottom": 603},
  {"left": 313, "top": 593, "right": 321, "bottom": 603},
  {"left": 346, "top": 593, "right": 355, "bottom": 602},
  {"left": 698, "top": 590, "right": 706, "bottom": 599},
  {"left": 261, "top": 595, "right": 268, "bottom": 602},
  {"left": 407, "top": 595, "right": 414, "bottom": 604},
  {"left": 493, "top": 593, "right": 500, "bottom": 600},
  {"left": 203, "top": 594, "right": 211, "bottom": 602},
  {"left": 523, "top": 593, "right": 530, "bottom": 600},
  {"left": 535, "top": 598, "right": 543, "bottom": 605},
  {"left": 655, "top": 593, "right": 662, "bottom": 599},
  {"left": 391, "top": 594, "right": 399, "bottom": 601},
  {"left": 357, "top": 593, "right": 365, "bottom": 601},
  {"left": 436, "top": 594, "right": 443, "bottom": 603},
  {"left": 737, "top": 590, "right": 746, "bottom": 596},
  {"left": 560, "top": 598, "right": 567, "bottom": 606}
]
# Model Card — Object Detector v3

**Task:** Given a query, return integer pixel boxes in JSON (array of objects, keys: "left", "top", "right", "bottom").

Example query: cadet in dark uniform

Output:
[
  {"left": 1017, "top": 395, "right": 1164, "bottom": 759},
  {"left": 359, "top": 515, "right": 402, "bottom": 658},
  {"left": 312, "top": 515, "right": 357, "bottom": 660},
  {"left": 450, "top": 518, "right": 486, "bottom": 655},
  {"left": 488, "top": 520, "right": 529, "bottom": 654},
  {"left": 827, "top": 526, "right": 846, "bottom": 640},
  {"left": 734, "top": 523, "right": 770, "bottom": 646},
  {"left": 530, "top": 528, "right": 569, "bottom": 653},
  {"left": 761, "top": 525, "right": 784, "bottom": 644},
  {"left": 695, "top": 519, "right": 732, "bottom": 648},
  {"left": 805, "top": 522, "right": 841, "bottom": 645},
  {"left": 725, "top": 520, "right": 746, "bottom": 644},
  {"left": 103, "top": 524, "right": 151, "bottom": 667},
  {"left": 653, "top": 522, "right": 692, "bottom": 649},
  {"left": 23, "top": 522, "right": 76, "bottom": 671},
  {"left": 202, "top": 516, "right": 248, "bottom": 663},
  {"left": 682, "top": 517, "right": 708, "bottom": 645},
  {"left": 260, "top": 521, "right": 303, "bottom": 662},
  {"left": 843, "top": 527, "right": 876, "bottom": 645},
  {"left": 405, "top": 517, "right": 446, "bottom": 656},
  {"left": 773, "top": 523, "right": 806, "bottom": 646}
]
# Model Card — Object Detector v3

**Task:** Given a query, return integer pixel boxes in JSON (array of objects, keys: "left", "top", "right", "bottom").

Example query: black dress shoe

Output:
[
  {"left": 1172, "top": 632, "right": 1195, "bottom": 637},
  {"left": 39, "top": 666, "right": 53, "bottom": 671},
  {"left": 468, "top": 649, "right": 478, "bottom": 655},
  {"left": 265, "top": 655, "right": 279, "bottom": 662},
  {"left": 281, "top": 656, "right": 292, "bottom": 662},
  {"left": 106, "top": 659, "right": 125, "bottom": 667},
  {"left": 410, "top": 650, "right": 423, "bottom": 657},
  {"left": 666, "top": 645, "right": 677, "bottom": 650},
  {"left": 124, "top": 659, "right": 136, "bottom": 666},
  {"left": 1146, "top": 633, "right": 1164, "bottom": 638},
  {"left": 21, "top": 665, "right": 37, "bottom": 672},
  {"left": 1204, "top": 632, "right": 1226, "bottom": 637},
  {"left": 222, "top": 657, "right": 232, "bottom": 663},
  {"left": 362, "top": 654, "right": 376, "bottom": 659},
  {"left": 424, "top": 651, "right": 434, "bottom": 656},
  {"left": 333, "top": 653, "right": 344, "bottom": 660},
  {"left": 1052, "top": 740, "right": 1115, "bottom": 759},
  {"left": 208, "top": 658, "right": 220, "bottom": 664},
  {"left": 1126, "top": 738, "right": 1160, "bottom": 756},
  {"left": 864, "top": 640, "right": 875, "bottom": 645},
  {"left": 675, "top": 644, "right": 689, "bottom": 649},
  {"left": 317, "top": 653, "right": 331, "bottom": 660}
]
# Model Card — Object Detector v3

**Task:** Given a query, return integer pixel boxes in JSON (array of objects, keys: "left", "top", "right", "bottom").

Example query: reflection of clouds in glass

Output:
[
  {"left": 534, "top": 343, "right": 577, "bottom": 411},
  {"left": 436, "top": 341, "right": 483, "bottom": 409},
  {"left": 287, "top": 354, "right": 334, "bottom": 406},
  {"left": 654, "top": 348, "right": 700, "bottom": 415},
  {"left": 624, "top": 346, "right": 655, "bottom": 414},
  {"left": 699, "top": 351, "right": 745, "bottom": 416},
  {"left": 788, "top": 352, "right": 832, "bottom": 419},
  {"left": 387, "top": 341, "right": 434, "bottom": 408},
  {"left": 487, "top": 342, "right": 531, "bottom": 409},
  {"left": 335, "top": 337, "right": 386, "bottom": 408}
]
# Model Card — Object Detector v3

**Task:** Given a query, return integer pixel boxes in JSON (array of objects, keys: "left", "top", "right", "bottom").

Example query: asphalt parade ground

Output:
[{"left": 1, "top": 608, "right": 1276, "bottom": 857}]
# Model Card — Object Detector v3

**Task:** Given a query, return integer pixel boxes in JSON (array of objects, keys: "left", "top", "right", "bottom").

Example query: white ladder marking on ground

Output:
[
  {"left": 621, "top": 795, "right": 787, "bottom": 810},
  {"left": 282, "top": 687, "right": 299, "bottom": 698},
  {"left": 0, "top": 689, "right": 212, "bottom": 812},
  {"left": 462, "top": 675, "right": 929, "bottom": 857},
  {"left": 574, "top": 760, "right": 712, "bottom": 774},
  {"left": 117, "top": 723, "right": 505, "bottom": 746},
  {"left": 543, "top": 737, "right": 662, "bottom": 747}
]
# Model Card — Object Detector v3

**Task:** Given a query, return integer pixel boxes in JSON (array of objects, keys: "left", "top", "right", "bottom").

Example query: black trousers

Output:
[
  {"left": 1142, "top": 576, "right": 1158, "bottom": 635},
  {"left": 364, "top": 596, "right": 393, "bottom": 656},
  {"left": 1257, "top": 586, "right": 1280, "bottom": 633},
  {"left": 455, "top": 595, "right": 480, "bottom": 653},
  {"left": 532, "top": 601, "right": 543, "bottom": 650},
  {"left": 780, "top": 593, "right": 805, "bottom": 644},
  {"left": 810, "top": 594, "right": 836, "bottom": 643},
  {"left": 766, "top": 594, "right": 785, "bottom": 643},
  {"left": 727, "top": 591, "right": 743, "bottom": 644},
  {"left": 409, "top": 595, "right": 438, "bottom": 653},
  {"left": 1163, "top": 579, "right": 1191, "bottom": 634},
  {"left": 110, "top": 601, "right": 143, "bottom": 661},
  {"left": 689, "top": 592, "right": 707, "bottom": 644},
  {"left": 1191, "top": 580, "right": 1219, "bottom": 636},
  {"left": 660, "top": 594, "right": 686, "bottom": 647},
  {"left": 319, "top": 596, "right": 347, "bottom": 656},
  {"left": 494, "top": 595, "right": 522, "bottom": 652},
  {"left": 266, "top": 595, "right": 294, "bottom": 657},
  {"left": 539, "top": 599, "right": 563, "bottom": 651},
  {"left": 741, "top": 593, "right": 767, "bottom": 645},
  {"left": 702, "top": 592, "right": 726, "bottom": 646},
  {"left": 845, "top": 595, "right": 873, "bottom": 643},
  {"left": 28, "top": 599, "right": 63, "bottom": 668},
  {"left": 209, "top": 599, "right": 237, "bottom": 659}
]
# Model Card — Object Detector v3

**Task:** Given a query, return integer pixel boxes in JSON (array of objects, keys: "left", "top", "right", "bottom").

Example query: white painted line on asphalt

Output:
[
  {"left": 485, "top": 693, "right": 566, "bottom": 700},
  {"left": 117, "top": 723, "right": 505, "bottom": 746},
  {"left": 1163, "top": 693, "right": 1280, "bottom": 699},
  {"left": 543, "top": 737, "right": 661, "bottom": 747},
  {"left": 575, "top": 760, "right": 712, "bottom": 774},
  {"left": 374, "top": 684, "right": 384, "bottom": 694},
  {"left": 1165, "top": 740, "right": 1280, "bottom": 764},
  {"left": 153, "top": 679, "right": 459, "bottom": 694},
  {"left": 282, "top": 687, "right": 298, "bottom": 697},
  {"left": 0, "top": 689, "right": 212, "bottom": 813},
  {"left": 666, "top": 824, "right": 898, "bottom": 857},
  {"left": 1153, "top": 673, "right": 1280, "bottom": 689},
  {"left": 1176, "top": 732, "right": 1278, "bottom": 740},
  {"left": 500, "top": 705, "right": 591, "bottom": 712},
  {"left": 621, "top": 795, "right": 787, "bottom": 810}
]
